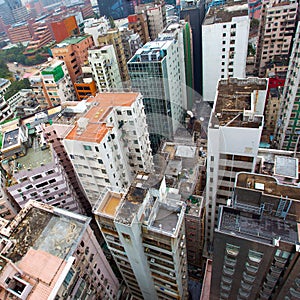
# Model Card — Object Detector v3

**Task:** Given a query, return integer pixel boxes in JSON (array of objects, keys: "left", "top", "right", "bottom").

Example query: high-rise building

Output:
[
  {"left": 0, "top": 97, "right": 13, "bottom": 123},
  {"left": 97, "top": 0, "right": 135, "bottom": 20},
  {"left": 128, "top": 13, "right": 150, "bottom": 45},
  {"left": 180, "top": 0, "right": 206, "bottom": 96},
  {"left": 0, "top": 0, "right": 22, "bottom": 25},
  {"left": 211, "top": 171, "right": 300, "bottom": 300},
  {"left": 205, "top": 78, "right": 268, "bottom": 248},
  {"left": 202, "top": 0, "right": 250, "bottom": 103},
  {"left": 7, "top": 22, "right": 33, "bottom": 44},
  {"left": 94, "top": 173, "right": 188, "bottom": 300},
  {"left": 51, "top": 36, "right": 94, "bottom": 84},
  {"left": 98, "top": 29, "right": 130, "bottom": 84},
  {"left": 63, "top": 92, "right": 153, "bottom": 206},
  {"left": 135, "top": 1, "right": 167, "bottom": 41},
  {"left": 120, "top": 28, "right": 143, "bottom": 61},
  {"left": 41, "top": 60, "right": 76, "bottom": 106},
  {"left": 275, "top": 22, "right": 300, "bottom": 152},
  {"left": 0, "top": 200, "right": 120, "bottom": 299},
  {"left": 83, "top": 17, "right": 110, "bottom": 46},
  {"left": 128, "top": 37, "right": 187, "bottom": 151},
  {"left": 255, "top": 0, "right": 298, "bottom": 77},
  {"left": 159, "top": 21, "right": 194, "bottom": 110},
  {"left": 0, "top": 118, "right": 84, "bottom": 214},
  {"left": 88, "top": 45, "right": 123, "bottom": 92}
]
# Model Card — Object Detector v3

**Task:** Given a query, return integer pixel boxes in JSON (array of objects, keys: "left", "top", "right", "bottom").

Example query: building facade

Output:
[
  {"left": 211, "top": 171, "right": 300, "bottom": 300},
  {"left": 94, "top": 173, "right": 188, "bottom": 300},
  {"left": 63, "top": 93, "right": 153, "bottom": 206},
  {"left": 255, "top": 0, "right": 298, "bottom": 77},
  {"left": 51, "top": 35, "right": 94, "bottom": 84},
  {"left": 205, "top": 78, "right": 268, "bottom": 248},
  {"left": 202, "top": 0, "right": 250, "bottom": 102},
  {"left": 98, "top": 29, "right": 130, "bottom": 84},
  {"left": 128, "top": 38, "right": 187, "bottom": 151},
  {"left": 275, "top": 22, "right": 300, "bottom": 152},
  {"left": 0, "top": 118, "right": 84, "bottom": 214},
  {"left": 88, "top": 45, "right": 123, "bottom": 92},
  {"left": 41, "top": 60, "right": 76, "bottom": 106}
]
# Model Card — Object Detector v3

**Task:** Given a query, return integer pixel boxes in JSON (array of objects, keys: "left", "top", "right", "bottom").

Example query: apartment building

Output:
[
  {"left": 29, "top": 71, "right": 52, "bottom": 110},
  {"left": 128, "top": 13, "right": 150, "bottom": 45},
  {"left": 262, "top": 87, "right": 281, "bottom": 143},
  {"left": 94, "top": 173, "right": 188, "bottom": 300},
  {"left": 135, "top": 1, "right": 167, "bottom": 41},
  {"left": 88, "top": 45, "right": 123, "bottom": 92},
  {"left": 120, "top": 29, "right": 143, "bottom": 61},
  {"left": 205, "top": 78, "right": 268, "bottom": 248},
  {"left": 51, "top": 35, "right": 94, "bottom": 84},
  {"left": 7, "top": 22, "right": 33, "bottom": 44},
  {"left": 41, "top": 60, "right": 76, "bottom": 106},
  {"left": 83, "top": 17, "right": 110, "bottom": 46},
  {"left": 255, "top": 0, "right": 298, "bottom": 77},
  {"left": 158, "top": 21, "right": 194, "bottom": 110},
  {"left": 0, "top": 118, "right": 84, "bottom": 214},
  {"left": 0, "top": 79, "right": 11, "bottom": 98},
  {"left": 0, "top": 200, "right": 119, "bottom": 299},
  {"left": 63, "top": 92, "right": 153, "bottom": 206},
  {"left": 211, "top": 171, "right": 300, "bottom": 300},
  {"left": 275, "top": 22, "right": 300, "bottom": 152},
  {"left": 128, "top": 37, "right": 187, "bottom": 151},
  {"left": 0, "top": 97, "right": 13, "bottom": 124},
  {"left": 202, "top": 0, "right": 250, "bottom": 102},
  {"left": 98, "top": 29, "right": 130, "bottom": 84}
]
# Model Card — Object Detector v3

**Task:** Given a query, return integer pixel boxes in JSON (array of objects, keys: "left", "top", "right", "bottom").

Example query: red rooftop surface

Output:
[{"left": 66, "top": 93, "right": 140, "bottom": 143}]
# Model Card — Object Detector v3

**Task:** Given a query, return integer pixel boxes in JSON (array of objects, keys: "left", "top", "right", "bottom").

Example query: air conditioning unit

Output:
[{"left": 150, "top": 258, "right": 155, "bottom": 263}]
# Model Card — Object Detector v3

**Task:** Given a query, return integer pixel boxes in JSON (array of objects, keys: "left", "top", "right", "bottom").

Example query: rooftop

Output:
[
  {"left": 94, "top": 189, "right": 123, "bottom": 218},
  {"left": 218, "top": 206, "right": 299, "bottom": 245},
  {"left": 115, "top": 185, "right": 148, "bottom": 225},
  {"left": 54, "top": 35, "right": 90, "bottom": 48},
  {"left": 3, "top": 201, "right": 89, "bottom": 263},
  {"left": 65, "top": 93, "right": 140, "bottom": 143},
  {"left": 211, "top": 78, "right": 267, "bottom": 127},
  {"left": 129, "top": 40, "right": 173, "bottom": 63},
  {"left": 204, "top": 0, "right": 248, "bottom": 25},
  {"left": 236, "top": 172, "right": 300, "bottom": 201},
  {"left": 0, "top": 78, "right": 9, "bottom": 88}
]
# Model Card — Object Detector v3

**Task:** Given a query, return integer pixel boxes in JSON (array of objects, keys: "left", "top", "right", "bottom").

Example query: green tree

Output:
[{"left": 4, "top": 78, "right": 31, "bottom": 100}]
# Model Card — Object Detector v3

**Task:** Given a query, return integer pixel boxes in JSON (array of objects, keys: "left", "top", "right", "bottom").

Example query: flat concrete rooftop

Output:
[
  {"left": 204, "top": 0, "right": 248, "bottom": 25},
  {"left": 236, "top": 172, "right": 300, "bottom": 201},
  {"left": 219, "top": 206, "right": 299, "bottom": 245}
]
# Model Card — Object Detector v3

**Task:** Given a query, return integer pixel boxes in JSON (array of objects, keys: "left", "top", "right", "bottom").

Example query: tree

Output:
[{"left": 4, "top": 79, "right": 31, "bottom": 100}]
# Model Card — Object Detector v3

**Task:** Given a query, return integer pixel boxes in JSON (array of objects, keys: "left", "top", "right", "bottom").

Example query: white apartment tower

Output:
[
  {"left": 94, "top": 173, "right": 188, "bottom": 300},
  {"left": 205, "top": 78, "right": 268, "bottom": 249},
  {"left": 41, "top": 59, "right": 76, "bottom": 106},
  {"left": 255, "top": 0, "right": 298, "bottom": 77},
  {"left": 202, "top": 0, "right": 250, "bottom": 102},
  {"left": 128, "top": 37, "right": 187, "bottom": 150},
  {"left": 63, "top": 93, "right": 153, "bottom": 206},
  {"left": 275, "top": 22, "right": 300, "bottom": 152},
  {"left": 88, "top": 45, "right": 123, "bottom": 92}
]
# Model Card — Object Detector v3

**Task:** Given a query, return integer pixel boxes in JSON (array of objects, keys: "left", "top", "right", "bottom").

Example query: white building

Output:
[
  {"left": 0, "top": 78, "right": 11, "bottom": 97},
  {"left": 0, "top": 97, "right": 13, "bottom": 123},
  {"left": 202, "top": 0, "right": 250, "bottom": 102},
  {"left": 94, "top": 173, "right": 188, "bottom": 300},
  {"left": 41, "top": 59, "right": 76, "bottom": 106},
  {"left": 88, "top": 45, "right": 123, "bottom": 92},
  {"left": 205, "top": 78, "right": 268, "bottom": 249},
  {"left": 63, "top": 92, "right": 153, "bottom": 206},
  {"left": 128, "top": 37, "right": 187, "bottom": 150},
  {"left": 83, "top": 17, "right": 110, "bottom": 46},
  {"left": 275, "top": 22, "right": 300, "bottom": 152}
]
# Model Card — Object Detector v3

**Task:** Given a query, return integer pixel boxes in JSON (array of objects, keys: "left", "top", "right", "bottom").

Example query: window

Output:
[
  {"left": 127, "top": 110, "right": 132, "bottom": 116},
  {"left": 84, "top": 145, "right": 92, "bottom": 151},
  {"left": 98, "top": 158, "right": 103, "bottom": 164}
]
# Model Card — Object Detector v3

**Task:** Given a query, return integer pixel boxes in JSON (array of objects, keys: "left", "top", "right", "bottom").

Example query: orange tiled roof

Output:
[{"left": 66, "top": 93, "right": 139, "bottom": 143}]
